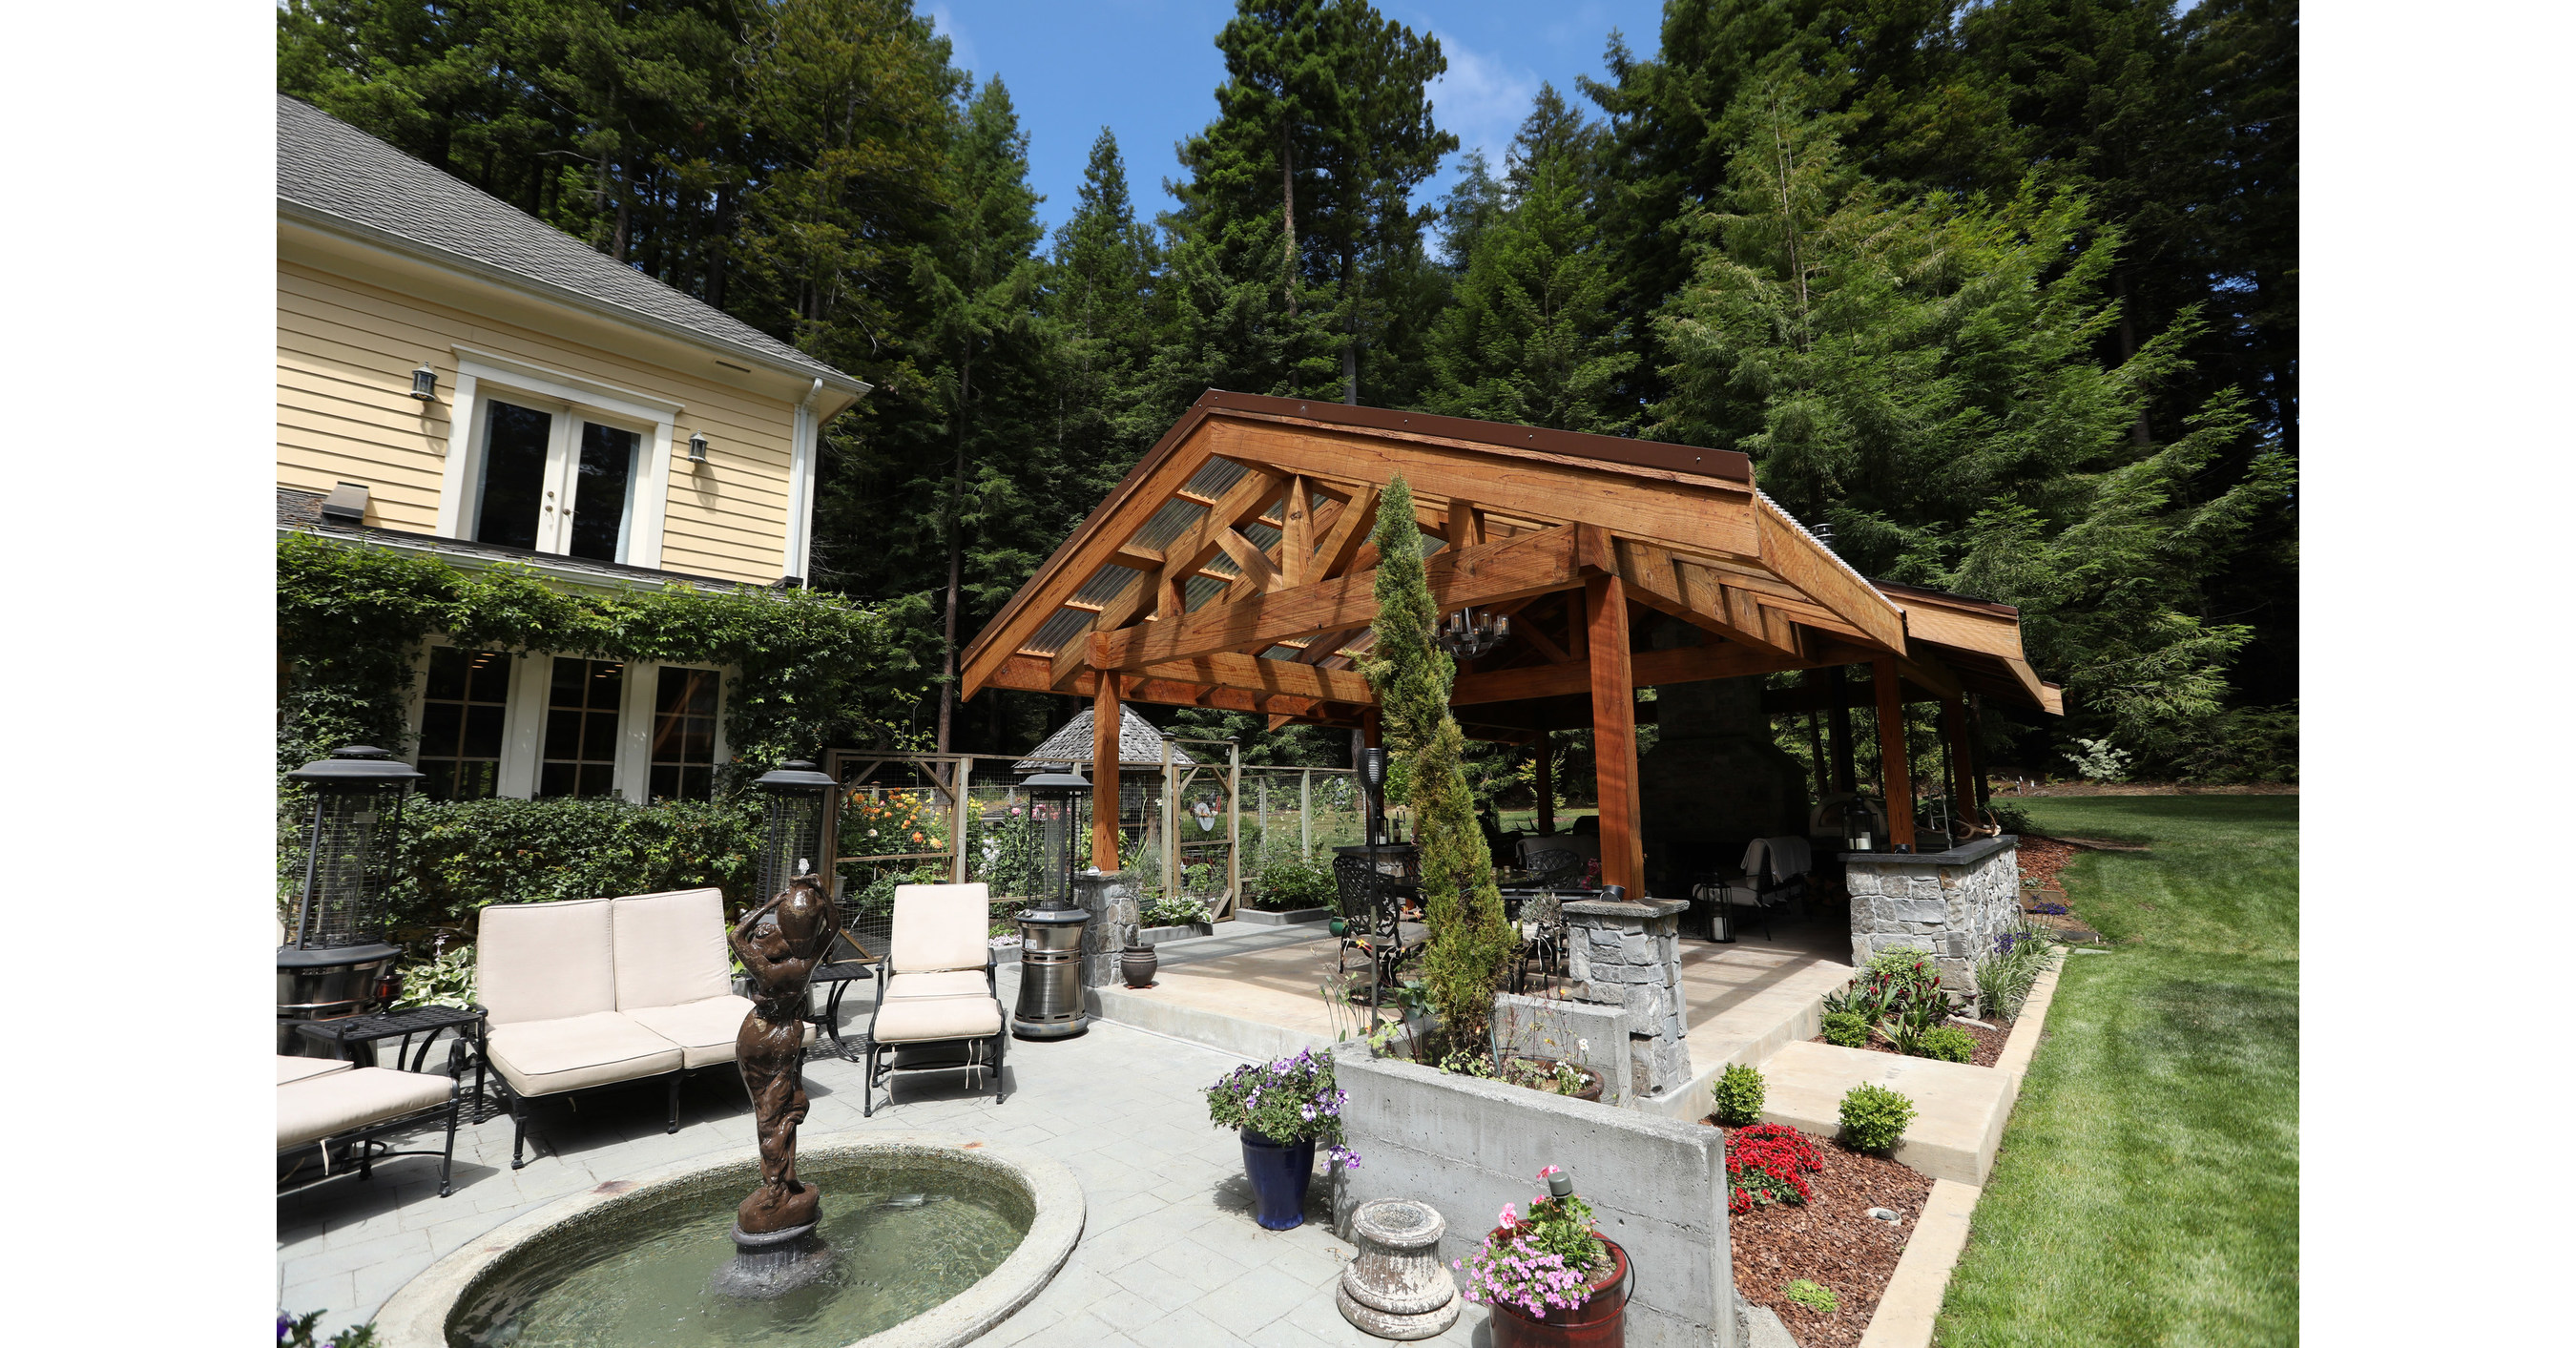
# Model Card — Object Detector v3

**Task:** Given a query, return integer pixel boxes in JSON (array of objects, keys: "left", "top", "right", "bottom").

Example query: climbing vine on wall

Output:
[{"left": 276, "top": 531, "right": 925, "bottom": 778}]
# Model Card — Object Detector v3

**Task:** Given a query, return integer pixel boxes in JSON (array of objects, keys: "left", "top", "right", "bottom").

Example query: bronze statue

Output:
[{"left": 728, "top": 863, "right": 835, "bottom": 1235}]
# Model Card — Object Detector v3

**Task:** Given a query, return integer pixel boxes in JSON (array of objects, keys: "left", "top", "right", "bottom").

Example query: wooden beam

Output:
[
  {"left": 1313, "top": 484, "right": 1381, "bottom": 580},
  {"left": 1214, "top": 527, "right": 1287, "bottom": 593},
  {"left": 1942, "top": 691, "right": 1977, "bottom": 835},
  {"left": 1091, "top": 669, "right": 1121, "bottom": 868},
  {"left": 1614, "top": 538, "right": 1811, "bottom": 664},
  {"left": 1202, "top": 418, "right": 1760, "bottom": 563},
  {"left": 1873, "top": 656, "right": 1917, "bottom": 851},
  {"left": 1281, "top": 475, "right": 1317, "bottom": 586},
  {"left": 1588, "top": 575, "right": 1643, "bottom": 892},
  {"left": 961, "top": 433, "right": 1217, "bottom": 699},
  {"left": 1449, "top": 498, "right": 1486, "bottom": 549},
  {"left": 1757, "top": 496, "right": 1905, "bottom": 651},
  {"left": 1111, "top": 543, "right": 1163, "bottom": 571},
  {"left": 1095, "top": 525, "right": 1592, "bottom": 673},
  {"left": 1450, "top": 637, "right": 1794, "bottom": 705},
  {"left": 1048, "top": 467, "right": 1289, "bottom": 689},
  {"left": 1139, "top": 653, "right": 1377, "bottom": 705}
]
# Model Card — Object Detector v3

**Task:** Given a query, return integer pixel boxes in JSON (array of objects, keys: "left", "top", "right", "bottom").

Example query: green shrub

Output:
[
  {"left": 1713, "top": 1063, "right": 1766, "bottom": 1126},
  {"left": 382, "top": 795, "right": 762, "bottom": 935},
  {"left": 1916, "top": 1026, "right": 1977, "bottom": 1063},
  {"left": 1254, "top": 856, "right": 1338, "bottom": 912},
  {"left": 1821, "top": 1011, "right": 1870, "bottom": 1047},
  {"left": 1783, "top": 1279, "right": 1838, "bottom": 1314},
  {"left": 1142, "top": 895, "right": 1214, "bottom": 927},
  {"left": 1839, "top": 1083, "right": 1917, "bottom": 1152}
]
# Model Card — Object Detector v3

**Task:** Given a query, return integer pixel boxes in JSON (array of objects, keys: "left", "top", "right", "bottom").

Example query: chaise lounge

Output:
[
  {"left": 276, "top": 1050, "right": 463, "bottom": 1196},
  {"left": 862, "top": 882, "right": 1008, "bottom": 1115}
]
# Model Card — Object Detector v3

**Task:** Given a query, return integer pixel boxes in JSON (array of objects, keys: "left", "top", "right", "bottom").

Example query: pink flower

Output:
[
  {"left": 1497, "top": 1203, "right": 1519, "bottom": 1230},
  {"left": 1537, "top": 1165, "right": 1562, "bottom": 1179}
]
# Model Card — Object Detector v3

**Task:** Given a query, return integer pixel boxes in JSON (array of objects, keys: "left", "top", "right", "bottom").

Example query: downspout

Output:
[{"left": 791, "top": 378, "right": 825, "bottom": 589}]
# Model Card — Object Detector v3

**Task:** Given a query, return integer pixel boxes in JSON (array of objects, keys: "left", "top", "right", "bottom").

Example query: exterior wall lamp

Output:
[
  {"left": 409, "top": 364, "right": 439, "bottom": 402},
  {"left": 688, "top": 432, "right": 710, "bottom": 463}
]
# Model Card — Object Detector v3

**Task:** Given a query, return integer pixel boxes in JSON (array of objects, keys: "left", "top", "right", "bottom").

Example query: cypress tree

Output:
[{"left": 1362, "top": 476, "right": 1511, "bottom": 1054}]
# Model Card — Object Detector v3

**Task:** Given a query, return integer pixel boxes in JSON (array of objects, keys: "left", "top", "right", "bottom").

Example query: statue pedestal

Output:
[{"left": 710, "top": 1220, "right": 835, "bottom": 1298}]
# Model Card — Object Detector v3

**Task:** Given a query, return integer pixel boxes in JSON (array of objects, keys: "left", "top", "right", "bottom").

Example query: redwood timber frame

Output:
[{"left": 959, "top": 392, "right": 2062, "bottom": 892}]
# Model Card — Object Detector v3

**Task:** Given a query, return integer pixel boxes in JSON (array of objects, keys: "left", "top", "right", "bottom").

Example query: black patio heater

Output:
[
  {"left": 754, "top": 760, "right": 839, "bottom": 905},
  {"left": 1011, "top": 771, "right": 1093, "bottom": 1039},
  {"left": 278, "top": 746, "right": 423, "bottom": 1057}
]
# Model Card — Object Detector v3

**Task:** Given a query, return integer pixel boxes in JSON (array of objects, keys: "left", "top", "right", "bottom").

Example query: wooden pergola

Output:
[{"left": 959, "top": 392, "right": 2061, "bottom": 894}]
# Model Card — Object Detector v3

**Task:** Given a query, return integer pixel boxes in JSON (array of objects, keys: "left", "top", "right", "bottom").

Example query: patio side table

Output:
[
  {"left": 296, "top": 1006, "right": 494, "bottom": 1123},
  {"left": 807, "top": 959, "right": 876, "bottom": 1064}
]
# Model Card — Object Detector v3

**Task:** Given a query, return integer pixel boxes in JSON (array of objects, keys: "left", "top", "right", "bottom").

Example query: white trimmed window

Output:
[
  {"left": 436, "top": 348, "right": 679, "bottom": 569},
  {"left": 405, "top": 640, "right": 726, "bottom": 801}
]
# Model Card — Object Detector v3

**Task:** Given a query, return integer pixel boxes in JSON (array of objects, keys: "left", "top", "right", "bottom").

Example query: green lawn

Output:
[{"left": 1936, "top": 796, "right": 2298, "bottom": 1347}]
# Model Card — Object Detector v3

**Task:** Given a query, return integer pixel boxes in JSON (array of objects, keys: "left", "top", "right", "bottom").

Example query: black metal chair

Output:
[
  {"left": 1523, "top": 848, "right": 1584, "bottom": 889},
  {"left": 1334, "top": 853, "right": 1427, "bottom": 1007},
  {"left": 1506, "top": 890, "right": 1567, "bottom": 995}
]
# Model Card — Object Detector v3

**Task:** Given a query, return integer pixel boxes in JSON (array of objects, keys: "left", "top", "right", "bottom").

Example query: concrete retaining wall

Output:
[
  {"left": 1235, "top": 906, "right": 1331, "bottom": 926},
  {"left": 1333, "top": 1041, "right": 1742, "bottom": 1348}
]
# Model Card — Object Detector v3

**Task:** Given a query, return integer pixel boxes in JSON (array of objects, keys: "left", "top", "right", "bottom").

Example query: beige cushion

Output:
[
  {"left": 278, "top": 1067, "right": 452, "bottom": 1150},
  {"left": 277, "top": 1055, "right": 355, "bottom": 1087},
  {"left": 872, "top": 991, "right": 1002, "bottom": 1044},
  {"left": 883, "top": 971, "right": 990, "bottom": 1002},
  {"left": 485, "top": 1011, "right": 685, "bottom": 1098},
  {"left": 477, "top": 898, "right": 616, "bottom": 1027},
  {"left": 618, "top": 993, "right": 811, "bottom": 1068},
  {"left": 611, "top": 888, "right": 733, "bottom": 1011},
  {"left": 890, "top": 883, "right": 991, "bottom": 973}
]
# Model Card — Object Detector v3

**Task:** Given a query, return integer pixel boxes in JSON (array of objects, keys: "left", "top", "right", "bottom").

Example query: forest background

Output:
[{"left": 277, "top": 0, "right": 2297, "bottom": 789}]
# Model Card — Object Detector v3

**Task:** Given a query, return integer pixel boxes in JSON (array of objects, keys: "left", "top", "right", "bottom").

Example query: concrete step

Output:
[{"left": 1751, "top": 1040, "right": 2015, "bottom": 1186}]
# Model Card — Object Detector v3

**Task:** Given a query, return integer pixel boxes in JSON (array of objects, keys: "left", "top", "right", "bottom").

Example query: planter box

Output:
[
  {"left": 1332, "top": 1041, "right": 1745, "bottom": 1348},
  {"left": 1236, "top": 905, "right": 1332, "bottom": 927},
  {"left": 1131, "top": 922, "right": 1213, "bottom": 945},
  {"left": 987, "top": 944, "right": 1023, "bottom": 966}
]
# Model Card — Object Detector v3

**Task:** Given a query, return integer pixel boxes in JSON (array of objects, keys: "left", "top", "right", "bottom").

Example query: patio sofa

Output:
[
  {"left": 277, "top": 1051, "right": 462, "bottom": 1196},
  {"left": 476, "top": 888, "right": 805, "bottom": 1169}
]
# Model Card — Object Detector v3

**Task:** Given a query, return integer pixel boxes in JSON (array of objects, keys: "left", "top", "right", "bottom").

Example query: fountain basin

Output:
[{"left": 374, "top": 1134, "right": 1083, "bottom": 1348}]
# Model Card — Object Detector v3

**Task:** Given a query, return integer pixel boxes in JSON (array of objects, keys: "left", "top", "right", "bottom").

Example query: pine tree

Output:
[
  {"left": 1423, "top": 86, "right": 1633, "bottom": 433},
  {"left": 1361, "top": 476, "right": 1511, "bottom": 1053}
]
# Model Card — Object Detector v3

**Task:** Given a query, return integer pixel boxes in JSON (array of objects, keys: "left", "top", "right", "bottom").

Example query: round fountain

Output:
[{"left": 374, "top": 860, "right": 1080, "bottom": 1347}]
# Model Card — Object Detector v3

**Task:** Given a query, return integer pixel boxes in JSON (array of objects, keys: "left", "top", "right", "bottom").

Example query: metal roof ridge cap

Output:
[
  {"left": 1195, "top": 390, "right": 1755, "bottom": 484},
  {"left": 1755, "top": 487, "right": 1900, "bottom": 614},
  {"left": 277, "top": 202, "right": 869, "bottom": 395}
]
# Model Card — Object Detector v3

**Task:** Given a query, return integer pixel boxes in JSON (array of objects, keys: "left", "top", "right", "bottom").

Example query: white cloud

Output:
[
  {"left": 1428, "top": 31, "right": 1539, "bottom": 171},
  {"left": 927, "top": 3, "right": 979, "bottom": 77}
]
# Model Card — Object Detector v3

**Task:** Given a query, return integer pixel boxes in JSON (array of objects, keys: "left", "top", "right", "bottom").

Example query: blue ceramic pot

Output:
[{"left": 1238, "top": 1129, "right": 1317, "bottom": 1230}]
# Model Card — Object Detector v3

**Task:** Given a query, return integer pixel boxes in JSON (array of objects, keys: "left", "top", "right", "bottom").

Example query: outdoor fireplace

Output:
[{"left": 277, "top": 745, "right": 423, "bottom": 1056}]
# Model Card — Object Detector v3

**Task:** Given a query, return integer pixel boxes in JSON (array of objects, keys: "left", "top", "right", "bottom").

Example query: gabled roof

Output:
[
  {"left": 1012, "top": 706, "right": 1195, "bottom": 774},
  {"left": 960, "top": 390, "right": 2060, "bottom": 732},
  {"left": 275, "top": 95, "right": 864, "bottom": 397}
]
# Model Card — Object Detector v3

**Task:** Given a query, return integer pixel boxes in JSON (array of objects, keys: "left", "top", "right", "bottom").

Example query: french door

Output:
[{"left": 469, "top": 396, "right": 645, "bottom": 564}]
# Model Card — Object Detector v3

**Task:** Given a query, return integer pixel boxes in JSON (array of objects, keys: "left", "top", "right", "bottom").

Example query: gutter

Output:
[{"left": 278, "top": 201, "right": 872, "bottom": 402}]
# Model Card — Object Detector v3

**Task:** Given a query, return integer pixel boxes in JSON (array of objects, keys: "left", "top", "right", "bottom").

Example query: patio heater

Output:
[
  {"left": 753, "top": 760, "right": 838, "bottom": 905},
  {"left": 277, "top": 745, "right": 423, "bottom": 1057},
  {"left": 1011, "top": 771, "right": 1093, "bottom": 1040}
]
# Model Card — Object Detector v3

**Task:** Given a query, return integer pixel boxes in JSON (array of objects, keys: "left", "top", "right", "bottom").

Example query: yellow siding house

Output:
[{"left": 276, "top": 95, "right": 871, "bottom": 803}]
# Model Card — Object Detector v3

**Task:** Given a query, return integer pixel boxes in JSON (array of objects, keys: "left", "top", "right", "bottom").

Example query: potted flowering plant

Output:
[
  {"left": 1202, "top": 1048, "right": 1361, "bottom": 1230},
  {"left": 1456, "top": 1166, "right": 1629, "bottom": 1347}
]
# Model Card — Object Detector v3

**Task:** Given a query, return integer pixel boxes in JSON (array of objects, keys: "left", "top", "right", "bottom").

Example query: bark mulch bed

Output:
[
  {"left": 2015, "top": 834, "right": 2079, "bottom": 891},
  {"left": 1711, "top": 1121, "right": 1935, "bottom": 1347},
  {"left": 1809, "top": 1017, "right": 2009, "bottom": 1068}
]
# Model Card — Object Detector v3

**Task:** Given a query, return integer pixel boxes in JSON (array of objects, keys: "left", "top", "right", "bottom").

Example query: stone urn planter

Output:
[
  {"left": 1337, "top": 1197, "right": 1460, "bottom": 1339},
  {"left": 1119, "top": 943, "right": 1157, "bottom": 987},
  {"left": 1486, "top": 1238, "right": 1629, "bottom": 1348}
]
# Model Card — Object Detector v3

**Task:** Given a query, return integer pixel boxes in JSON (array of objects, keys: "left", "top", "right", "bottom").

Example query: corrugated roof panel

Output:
[
  {"left": 1025, "top": 608, "right": 1092, "bottom": 658},
  {"left": 1184, "top": 457, "right": 1250, "bottom": 498},
  {"left": 1132, "top": 498, "right": 1207, "bottom": 551}
]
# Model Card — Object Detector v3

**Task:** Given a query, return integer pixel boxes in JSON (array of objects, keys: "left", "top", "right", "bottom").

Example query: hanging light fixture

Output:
[
  {"left": 409, "top": 364, "right": 438, "bottom": 402},
  {"left": 1433, "top": 607, "right": 1511, "bottom": 659}
]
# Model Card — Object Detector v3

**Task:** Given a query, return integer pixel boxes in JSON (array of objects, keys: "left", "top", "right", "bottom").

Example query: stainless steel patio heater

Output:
[
  {"left": 753, "top": 760, "right": 839, "bottom": 905},
  {"left": 1011, "top": 770, "right": 1092, "bottom": 1040},
  {"left": 278, "top": 745, "right": 423, "bottom": 1056}
]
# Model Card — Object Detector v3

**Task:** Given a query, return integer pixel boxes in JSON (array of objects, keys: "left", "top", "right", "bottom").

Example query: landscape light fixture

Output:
[
  {"left": 409, "top": 364, "right": 438, "bottom": 402},
  {"left": 688, "top": 432, "right": 709, "bottom": 463}
]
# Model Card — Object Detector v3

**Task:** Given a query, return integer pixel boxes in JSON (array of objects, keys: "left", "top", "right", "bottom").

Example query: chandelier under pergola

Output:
[{"left": 1434, "top": 607, "right": 1511, "bottom": 660}]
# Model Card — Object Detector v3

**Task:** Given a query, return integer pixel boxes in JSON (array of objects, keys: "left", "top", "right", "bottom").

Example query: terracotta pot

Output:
[
  {"left": 1486, "top": 1238, "right": 1628, "bottom": 1348},
  {"left": 1120, "top": 944, "right": 1157, "bottom": 987}
]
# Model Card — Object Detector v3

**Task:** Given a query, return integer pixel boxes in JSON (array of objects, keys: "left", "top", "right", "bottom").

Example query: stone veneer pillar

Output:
[
  {"left": 1841, "top": 836, "right": 2021, "bottom": 993},
  {"left": 1563, "top": 897, "right": 1693, "bottom": 1099},
  {"left": 1071, "top": 870, "right": 1141, "bottom": 988}
]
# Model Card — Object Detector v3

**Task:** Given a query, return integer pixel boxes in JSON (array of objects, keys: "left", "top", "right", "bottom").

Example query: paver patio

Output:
[{"left": 278, "top": 994, "right": 1494, "bottom": 1347}]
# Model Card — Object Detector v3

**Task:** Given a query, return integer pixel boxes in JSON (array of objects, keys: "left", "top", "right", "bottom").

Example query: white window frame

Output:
[
  {"left": 436, "top": 346, "right": 681, "bottom": 569},
  {"left": 406, "top": 638, "right": 729, "bottom": 801}
]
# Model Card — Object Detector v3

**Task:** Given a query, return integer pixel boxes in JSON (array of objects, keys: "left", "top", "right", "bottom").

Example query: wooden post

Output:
[
  {"left": 1299, "top": 768, "right": 1313, "bottom": 860},
  {"left": 1943, "top": 693, "right": 1979, "bottom": 832},
  {"left": 1872, "top": 657, "right": 1916, "bottom": 851},
  {"left": 1800, "top": 668, "right": 1831, "bottom": 798},
  {"left": 1588, "top": 574, "right": 1644, "bottom": 892},
  {"left": 950, "top": 755, "right": 973, "bottom": 882},
  {"left": 1968, "top": 696, "right": 1993, "bottom": 812},
  {"left": 1161, "top": 734, "right": 1178, "bottom": 908},
  {"left": 1225, "top": 740, "right": 1242, "bottom": 915},
  {"left": 1091, "top": 673, "right": 1120, "bottom": 870},
  {"left": 1533, "top": 742, "right": 1556, "bottom": 837},
  {"left": 1828, "top": 668, "right": 1857, "bottom": 794}
]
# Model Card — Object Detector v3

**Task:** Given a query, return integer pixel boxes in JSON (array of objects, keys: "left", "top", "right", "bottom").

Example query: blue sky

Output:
[{"left": 925, "top": 0, "right": 1668, "bottom": 243}]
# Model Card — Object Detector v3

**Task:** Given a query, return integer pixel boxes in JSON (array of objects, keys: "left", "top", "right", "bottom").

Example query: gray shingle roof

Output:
[
  {"left": 1014, "top": 707, "right": 1196, "bottom": 775},
  {"left": 276, "top": 95, "right": 861, "bottom": 391}
]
